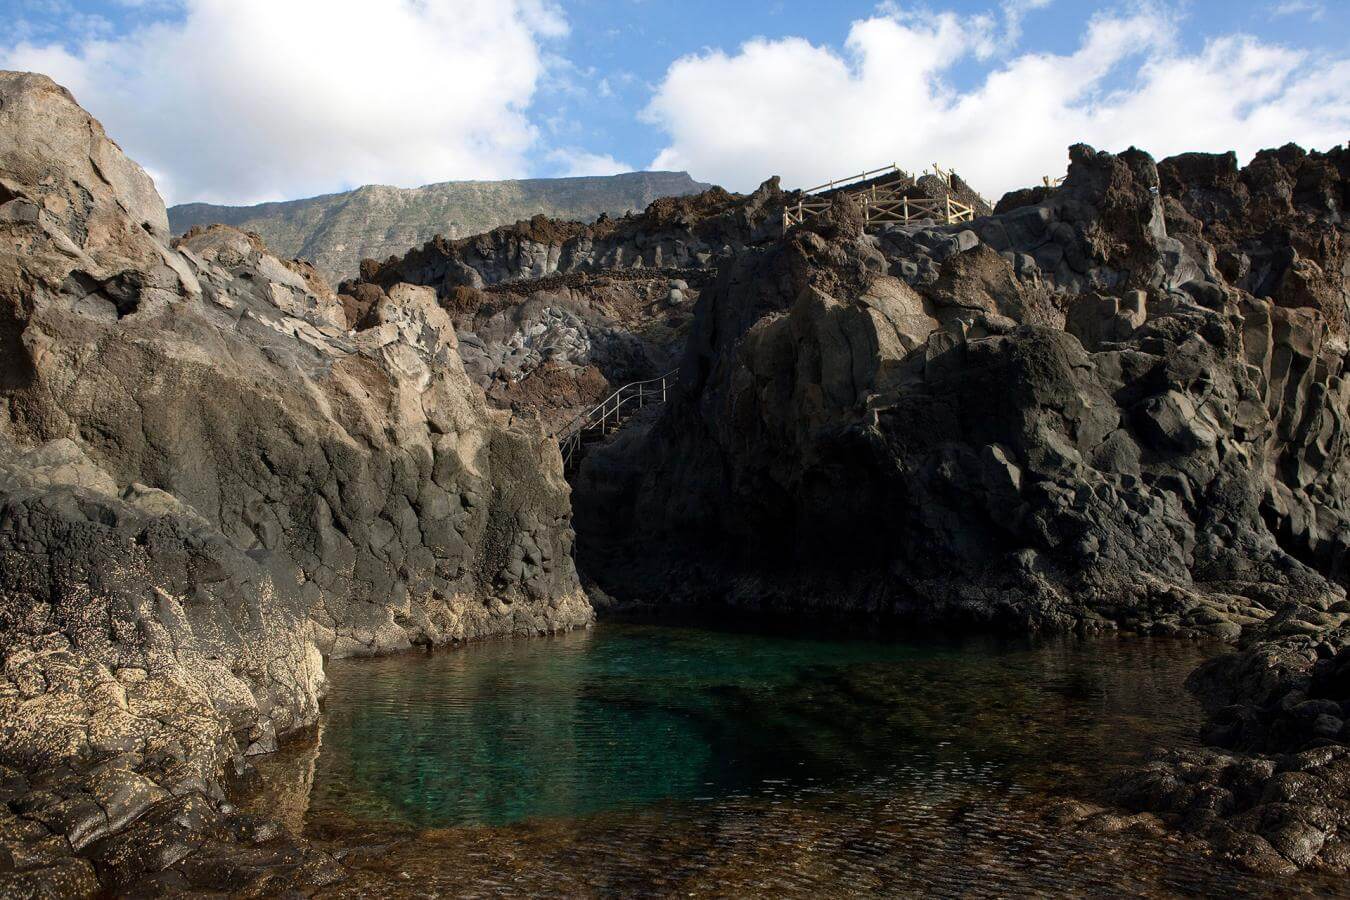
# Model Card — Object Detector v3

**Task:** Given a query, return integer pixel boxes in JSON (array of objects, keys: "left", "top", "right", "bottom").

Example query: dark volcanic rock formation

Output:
[
  {"left": 574, "top": 141, "right": 1350, "bottom": 870},
  {"left": 1107, "top": 613, "right": 1350, "bottom": 875},
  {"left": 1159, "top": 147, "right": 1349, "bottom": 334},
  {"left": 340, "top": 168, "right": 998, "bottom": 433},
  {"left": 351, "top": 183, "right": 783, "bottom": 292},
  {"left": 578, "top": 143, "right": 1349, "bottom": 630},
  {"left": 341, "top": 182, "right": 787, "bottom": 430},
  {"left": 0, "top": 71, "right": 589, "bottom": 894}
]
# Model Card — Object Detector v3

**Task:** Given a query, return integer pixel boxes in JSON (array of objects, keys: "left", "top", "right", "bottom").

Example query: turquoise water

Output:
[
  {"left": 253, "top": 625, "right": 1350, "bottom": 896},
  {"left": 304, "top": 624, "right": 1208, "bottom": 828}
]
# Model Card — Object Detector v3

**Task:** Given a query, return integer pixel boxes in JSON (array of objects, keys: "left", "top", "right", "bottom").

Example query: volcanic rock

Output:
[{"left": 0, "top": 71, "right": 589, "bottom": 893}]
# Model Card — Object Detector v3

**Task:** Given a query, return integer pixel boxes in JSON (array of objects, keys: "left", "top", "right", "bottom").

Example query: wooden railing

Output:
[
  {"left": 554, "top": 369, "right": 678, "bottom": 472},
  {"left": 802, "top": 163, "right": 903, "bottom": 196},
  {"left": 782, "top": 186, "right": 975, "bottom": 230}
]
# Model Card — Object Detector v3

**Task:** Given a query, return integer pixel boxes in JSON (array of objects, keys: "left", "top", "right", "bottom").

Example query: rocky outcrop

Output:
[
  {"left": 167, "top": 171, "right": 713, "bottom": 285},
  {"left": 1159, "top": 146, "right": 1349, "bottom": 333},
  {"left": 1109, "top": 612, "right": 1350, "bottom": 874},
  {"left": 573, "top": 142, "right": 1350, "bottom": 871},
  {"left": 449, "top": 273, "right": 700, "bottom": 431},
  {"left": 338, "top": 171, "right": 1001, "bottom": 433},
  {"left": 0, "top": 71, "right": 589, "bottom": 893},
  {"left": 578, "top": 143, "right": 1349, "bottom": 630},
  {"left": 350, "top": 181, "right": 783, "bottom": 293},
  {"left": 339, "top": 183, "right": 786, "bottom": 430}
]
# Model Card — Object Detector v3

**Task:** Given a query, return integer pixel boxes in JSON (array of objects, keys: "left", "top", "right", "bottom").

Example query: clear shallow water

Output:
[{"left": 250, "top": 625, "right": 1350, "bottom": 897}]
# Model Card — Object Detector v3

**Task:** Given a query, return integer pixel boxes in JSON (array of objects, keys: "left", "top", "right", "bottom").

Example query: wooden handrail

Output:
[
  {"left": 802, "top": 163, "right": 901, "bottom": 196},
  {"left": 784, "top": 186, "right": 975, "bottom": 230},
  {"left": 788, "top": 162, "right": 978, "bottom": 231}
]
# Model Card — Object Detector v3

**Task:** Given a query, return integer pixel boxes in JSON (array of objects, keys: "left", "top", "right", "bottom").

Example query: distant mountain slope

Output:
[{"left": 169, "top": 171, "right": 713, "bottom": 284}]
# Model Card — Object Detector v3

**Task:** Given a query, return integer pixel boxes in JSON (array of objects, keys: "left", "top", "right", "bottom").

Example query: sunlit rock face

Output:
[
  {"left": 0, "top": 70, "right": 589, "bottom": 893},
  {"left": 167, "top": 170, "right": 714, "bottom": 286}
]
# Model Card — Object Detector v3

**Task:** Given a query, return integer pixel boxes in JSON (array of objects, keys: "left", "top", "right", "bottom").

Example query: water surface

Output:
[{"left": 251, "top": 624, "right": 1349, "bottom": 897}]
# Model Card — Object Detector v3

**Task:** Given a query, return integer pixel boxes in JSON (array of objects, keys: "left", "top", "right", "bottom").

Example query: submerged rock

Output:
[{"left": 0, "top": 71, "right": 590, "bottom": 892}]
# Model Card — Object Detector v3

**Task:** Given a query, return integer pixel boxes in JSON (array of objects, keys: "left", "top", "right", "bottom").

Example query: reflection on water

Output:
[{"left": 250, "top": 625, "right": 1350, "bottom": 897}]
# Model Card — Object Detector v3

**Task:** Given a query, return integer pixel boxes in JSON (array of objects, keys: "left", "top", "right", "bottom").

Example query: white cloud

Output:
[
  {"left": 1271, "top": 1, "right": 1325, "bottom": 21},
  {"left": 644, "top": 6, "right": 1350, "bottom": 199},
  {"left": 547, "top": 148, "right": 633, "bottom": 178},
  {"left": 1, "top": 0, "right": 567, "bottom": 205}
]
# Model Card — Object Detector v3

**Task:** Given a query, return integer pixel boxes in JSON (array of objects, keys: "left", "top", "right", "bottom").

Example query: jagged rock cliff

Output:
[
  {"left": 577, "top": 143, "right": 1349, "bottom": 630},
  {"left": 340, "top": 184, "right": 786, "bottom": 429},
  {"left": 339, "top": 168, "right": 997, "bottom": 432},
  {"left": 572, "top": 140, "right": 1350, "bottom": 870},
  {"left": 168, "top": 171, "right": 712, "bottom": 286},
  {"left": 0, "top": 72, "right": 589, "bottom": 894},
  {"left": 351, "top": 184, "right": 783, "bottom": 291}
]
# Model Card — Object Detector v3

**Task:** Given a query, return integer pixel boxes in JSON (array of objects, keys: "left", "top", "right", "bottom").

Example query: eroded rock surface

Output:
[
  {"left": 339, "top": 182, "right": 786, "bottom": 430},
  {"left": 0, "top": 71, "right": 589, "bottom": 894},
  {"left": 167, "top": 170, "right": 712, "bottom": 286},
  {"left": 574, "top": 141, "right": 1350, "bottom": 871},
  {"left": 339, "top": 166, "right": 997, "bottom": 434}
]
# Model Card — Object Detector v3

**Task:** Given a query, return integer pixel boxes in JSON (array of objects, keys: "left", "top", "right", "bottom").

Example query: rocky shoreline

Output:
[
  {"left": 0, "top": 72, "right": 588, "bottom": 895},
  {"left": 1, "top": 65, "right": 1349, "bottom": 894}
]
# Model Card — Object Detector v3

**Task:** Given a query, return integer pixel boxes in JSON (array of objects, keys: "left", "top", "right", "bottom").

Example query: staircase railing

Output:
[{"left": 555, "top": 369, "right": 679, "bottom": 471}]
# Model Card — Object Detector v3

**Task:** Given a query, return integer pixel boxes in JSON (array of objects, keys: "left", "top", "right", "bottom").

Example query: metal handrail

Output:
[{"left": 555, "top": 369, "right": 678, "bottom": 470}]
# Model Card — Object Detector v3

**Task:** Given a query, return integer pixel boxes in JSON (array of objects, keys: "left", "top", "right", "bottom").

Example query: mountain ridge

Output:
[{"left": 168, "top": 170, "right": 713, "bottom": 284}]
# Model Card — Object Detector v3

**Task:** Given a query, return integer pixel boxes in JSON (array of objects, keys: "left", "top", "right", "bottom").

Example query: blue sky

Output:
[
  {"left": 550, "top": 0, "right": 1348, "bottom": 173},
  {"left": 4, "top": 1, "right": 1347, "bottom": 205}
]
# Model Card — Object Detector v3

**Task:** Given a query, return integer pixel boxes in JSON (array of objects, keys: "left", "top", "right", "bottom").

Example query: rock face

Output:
[
  {"left": 340, "top": 170, "right": 1002, "bottom": 433},
  {"left": 1110, "top": 612, "right": 1350, "bottom": 875},
  {"left": 341, "top": 183, "right": 785, "bottom": 430},
  {"left": 440, "top": 274, "right": 700, "bottom": 432},
  {"left": 0, "top": 71, "right": 589, "bottom": 893},
  {"left": 574, "top": 142, "right": 1350, "bottom": 871},
  {"left": 168, "top": 171, "right": 713, "bottom": 285},
  {"left": 578, "top": 143, "right": 1350, "bottom": 634},
  {"left": 351, "top": 183, "right": 783, "bottom": 292}
]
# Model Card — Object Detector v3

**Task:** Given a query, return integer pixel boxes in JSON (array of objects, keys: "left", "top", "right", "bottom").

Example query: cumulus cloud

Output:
[
  {"left": 547, "top": 148, "right": 634, "bottom": 178},
  {"left": 1, "top": 0, "right": 568, "bottom": 205},
  {"left": 644, "top": 5, "right": 1350, "bottom": 199}
]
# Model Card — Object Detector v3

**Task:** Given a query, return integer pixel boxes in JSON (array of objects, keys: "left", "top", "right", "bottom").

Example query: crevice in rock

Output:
[{"left": 0, "top": 305, "right": 34, "bottom": 390}]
